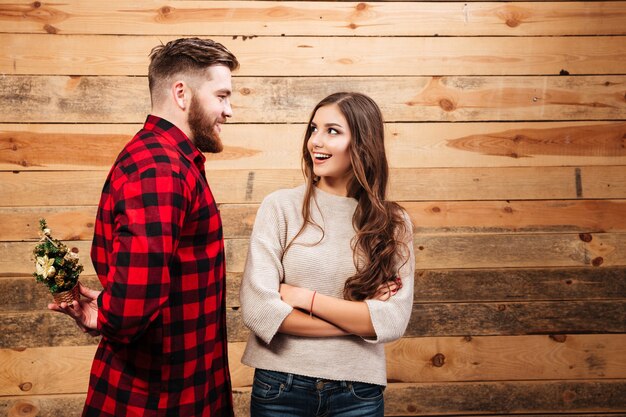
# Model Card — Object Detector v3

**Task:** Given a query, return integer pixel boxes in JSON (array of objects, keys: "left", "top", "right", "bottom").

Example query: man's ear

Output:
[{"left": 172, "top": 80, "right": 187, "bottom": 110}]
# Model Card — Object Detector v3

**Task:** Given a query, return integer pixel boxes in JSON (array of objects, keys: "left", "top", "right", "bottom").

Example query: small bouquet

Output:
[{"left": 33, "top": 218, "right": 83, "bottom": 304}]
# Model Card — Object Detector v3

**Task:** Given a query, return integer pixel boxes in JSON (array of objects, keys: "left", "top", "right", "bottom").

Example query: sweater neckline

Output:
[{"left": 312, "top": 185, "right": 358, "bottom": 211}]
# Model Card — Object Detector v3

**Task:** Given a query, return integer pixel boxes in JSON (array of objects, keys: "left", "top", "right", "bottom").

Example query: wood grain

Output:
[
  {"left": 1, "top": 1, "right": 625, "bottom": 36},
  {"left": 2, "top": 166, "right": 625, "bottom": 207},
  {"left": 3, "top": 230, "right": 626, "bottom": 277},
  {"left": 2, "top": 266, "right": 625, "bottom": 312},
  {"left": 2, "top": 300, "right": 625, "bottom": 347},
  {"left": 2, "top": 199, "right": 625, "bottom": 243},
  {"left": 2, "top": 35, "right": 626, "bottom": 76},
  {"left": 2, "top": 122, "right": 626, "bottom": 171},
  {"left": 2, "top": 76, "right": 625, "bottom": 123},
  {"left": 1, "top": 381, "right": 625, "bottom": 416},
  {"left": 2, "top": 334, "right": 625, "bottom": 396}
]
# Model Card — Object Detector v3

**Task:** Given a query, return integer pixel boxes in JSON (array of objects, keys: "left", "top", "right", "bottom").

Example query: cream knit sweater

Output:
[{"left": 239, "top": 185, "right": 415, "bottom": 386}]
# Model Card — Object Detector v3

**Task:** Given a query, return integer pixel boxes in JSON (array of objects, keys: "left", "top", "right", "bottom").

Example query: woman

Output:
[{"left": 240, "top": 92, "right": 415, "bottom": 416}]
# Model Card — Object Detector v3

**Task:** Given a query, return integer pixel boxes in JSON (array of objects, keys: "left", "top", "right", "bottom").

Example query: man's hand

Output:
[{"left": 48, "top": 282, "right": 101, "bottom": 336}]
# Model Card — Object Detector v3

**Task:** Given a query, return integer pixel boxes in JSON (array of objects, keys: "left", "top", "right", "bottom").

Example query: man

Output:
[{"left": 49, "top": 37, "right": 239, "bottom": 416}]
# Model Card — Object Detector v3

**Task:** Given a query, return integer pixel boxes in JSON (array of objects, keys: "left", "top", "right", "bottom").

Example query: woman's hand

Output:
[
  {"left": 279, "top": 283, "right": 314, "bottom": 311},
  {"left": 371, "top": 277, "right": 402, "bottom": 301}
]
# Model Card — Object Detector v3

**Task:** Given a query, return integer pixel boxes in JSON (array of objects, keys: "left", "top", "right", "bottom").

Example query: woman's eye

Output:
[
  {"left": 328, "top": 128, "right": 339, "bottom": 135},
  {"left": 310, "top": 126, "right": 318, "bottom": 133}
]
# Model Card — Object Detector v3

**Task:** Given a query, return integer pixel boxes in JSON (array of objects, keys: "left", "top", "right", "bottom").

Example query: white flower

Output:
[
  {"left": 36, "top": 255, "right": 56, "bottom": 279},
  {"left": 43, "top": 228, "right": 51, "bottom": 236}
]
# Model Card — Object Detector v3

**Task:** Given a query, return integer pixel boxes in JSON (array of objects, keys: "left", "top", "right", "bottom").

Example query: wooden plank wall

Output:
[{"left": 1, "top": 1, "right": 626, "bottom": 416}]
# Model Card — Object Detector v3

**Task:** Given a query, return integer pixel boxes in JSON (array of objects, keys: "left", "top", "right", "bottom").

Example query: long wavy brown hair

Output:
[{"left": 289, "top": 92, "right": 409, "bottom": 301}]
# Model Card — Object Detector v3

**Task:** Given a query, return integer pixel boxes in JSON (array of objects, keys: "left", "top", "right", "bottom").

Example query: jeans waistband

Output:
[{"left": 256, "top": 369, "right": 351, "bottom": 392}]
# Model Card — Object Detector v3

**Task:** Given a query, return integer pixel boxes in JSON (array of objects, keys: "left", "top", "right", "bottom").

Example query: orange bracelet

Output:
[{"left": 309, "top": 291, "right": 317, "bottom": 318}]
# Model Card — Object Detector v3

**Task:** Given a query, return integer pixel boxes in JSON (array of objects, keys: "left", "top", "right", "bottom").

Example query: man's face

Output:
[{"left": 188, "top": 65, "right": 233, "bottom": 153}]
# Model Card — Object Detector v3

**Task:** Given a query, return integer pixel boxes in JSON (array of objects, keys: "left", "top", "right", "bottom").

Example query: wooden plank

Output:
[
  {"left": 226, "top": 231, "right": 626, "bottom": 271},
  {"left": 1, "top": 1, "right": 625, "bottom": 36},
  {"left": 3, "top": 166, "right": 625, "bottom": 207},
  {"left": 3, "top": 230, "right": 626, "bottom": 277},
  {"left": 382, "top": 381, "right": 626, "bottom": 415},
  {"left": 0, "top": 392, "right": 251, "bottom": 417},
  {"left": 2, "top": 34, "right": 626, "bottom": 76},
  {"left": 0, "top": 273, "right": 243, "bottom": 312},
  {"left": 403, "top": 199, "right": 626, "bottom": 234},
  {"left": 2, "top": 76, "right": 625, "bottom": 124},
  {"left": 0, "top": 388, "right": 626, "bottom": 417},
  {"left": 2, "top": 199, "right": 626, "bottom": 243},
  {"left": 385, "top": 334, "right": 626, "bottom": 383},
  {"left": 3, "top": 300, "right": 625, "bottom": 347},
  {"left": 2, "top": 266, "right": 625, "bottom": 314},
  {"left": 2, "top": 381, "right": 625, "bottom": 416},
  {"left": 413, "top": 267, "right": 626, "bottom": 303},
  {"left": 0, "top": 206, "right": 98, "bottom": 241},
  {"left": 2, "top": 121, "right": 626, "bottom": 171},
  {"left": 1, "top": 334, "right": 625, "bottom": 398},
  {"left": 402, "top": 301, "right": 626, "bottom": 338},
  {"left": 411, "top": 232, "right": 626, "bottom": 269},
  {"left": 0, "top": 342, "right": 247, "bottom": 395},
  {"left": 0, "top": 241, "right": 95, "bottom": 278}
]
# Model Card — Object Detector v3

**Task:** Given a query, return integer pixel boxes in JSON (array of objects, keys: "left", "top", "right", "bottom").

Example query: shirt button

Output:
[{"left": 316, "top": 381, "right": 324, "bottom": 390}]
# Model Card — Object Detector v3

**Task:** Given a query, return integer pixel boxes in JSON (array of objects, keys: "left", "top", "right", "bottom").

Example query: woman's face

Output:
[{"left": 307, "top": 104, "right": 353, "bottom": 194}]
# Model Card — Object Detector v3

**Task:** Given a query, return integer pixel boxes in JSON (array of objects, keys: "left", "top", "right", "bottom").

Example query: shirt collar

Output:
[{"left": 143, "top": 115, "right": 207, "bottom": 168}]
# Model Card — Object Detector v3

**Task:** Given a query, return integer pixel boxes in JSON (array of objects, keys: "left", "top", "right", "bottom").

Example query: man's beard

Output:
[{"left": 188, "top": 95, "right": 224, "bottom": 153}]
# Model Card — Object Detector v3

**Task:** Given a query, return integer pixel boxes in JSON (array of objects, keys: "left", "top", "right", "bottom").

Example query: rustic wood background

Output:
[{"left": 1, "top": 1, "right": 625, "bottom": 416}]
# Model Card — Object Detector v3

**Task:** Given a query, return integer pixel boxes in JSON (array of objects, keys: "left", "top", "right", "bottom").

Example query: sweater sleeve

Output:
[
  {"left": 239, "top": 193, "right": 294, "bottom": 344},
  {"left": 363, "top": 210, "right": 415, "bottom": 344}
]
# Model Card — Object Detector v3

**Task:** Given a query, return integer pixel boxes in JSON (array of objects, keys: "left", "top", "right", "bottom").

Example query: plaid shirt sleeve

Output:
[{"left": 95, "top": 162, "right": 188, "bottom": 343}]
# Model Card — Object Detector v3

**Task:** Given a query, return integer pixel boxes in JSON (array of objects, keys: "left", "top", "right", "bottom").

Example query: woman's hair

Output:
[
  {"left": 148, "top": 37, "right": 239, "bottom": 103},
  {"left": 290, "top": 92, "right": 410, "bottom": 301}
]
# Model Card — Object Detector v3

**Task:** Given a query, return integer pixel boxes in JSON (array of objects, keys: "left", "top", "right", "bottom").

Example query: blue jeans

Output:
[{"left": 250, "top": 369, "right": 385, "bottom": 417}]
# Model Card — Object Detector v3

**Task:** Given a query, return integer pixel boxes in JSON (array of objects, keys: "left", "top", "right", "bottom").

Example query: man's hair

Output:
[{"left": 148, "top": 37, "right": 239, "bottom": 102}]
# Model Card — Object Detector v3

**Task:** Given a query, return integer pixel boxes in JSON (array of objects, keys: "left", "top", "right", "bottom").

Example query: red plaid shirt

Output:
[{"left": 86, "top": 115, "right": 233, "bottom": 416}]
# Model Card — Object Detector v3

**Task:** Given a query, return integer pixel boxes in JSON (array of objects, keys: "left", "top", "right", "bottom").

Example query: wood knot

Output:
[
  {"left": 32, "top": 1, "right": 41, "bottom": 8},
  {"left": 240, "top": 87, "right": 251, "bottom": 95},
  {"left": 44, "top": 24, "right": 58, "bottom": 34},
  {"left": 565, "top": 279, "right": 573, "bottom": 285},
  {"left": 338, "top": 58, "right": 354, "bottom": 65},
  {"left": 348, "top": 23, "right": 358, "bottom": 30},
  {"left": 550, "top": 334, "right": 567, "bottom": 343},
  {"left": 464, "top": 335, "right": 473, "bottom": 342},
  {"left": 560, "top": 69, "right": 570, "bottom": 75},
  {"left": 562, "top": 389, "right": 576, "bottom": 403},
  {"left": 160, "top": 6, "right": 171, "bottom": 15},
  {"left": 11, "top": 400, "right": 39, "bottom": 416},
  {"left": 497, "top": 304, "right": 506, "bottom": 311},
  {"left": 19, "top": 382, "right": 33, "bottom": 391},
  {"left": 505, "top": 18, "right": 519, "bottom": 27},
  {"left": 592, "top": 257, "right": 604, "bottom": 267},
  {"left": 418, "top": 246, "right": 424, "bottom": 251},
  {"left": 431, "top": 353, "right": 445, "bottom": 367},
  {"left": 356, "top": 3, "right": 367, "bottom": 11},
  {"left": 503, "top": 206, "right": 513, "bottom": 214},
  {"left": 439, "top": 98, "right": 456, "bottom": 112},
  {"left": 431, "top": 206, "right": 441, "bottom": 213},
  {"left": 578, "top": 233, "right": 592, "bottom": 242}
]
